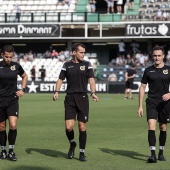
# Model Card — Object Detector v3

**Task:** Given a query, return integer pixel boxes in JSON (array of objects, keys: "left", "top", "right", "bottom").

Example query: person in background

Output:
[
  {"left": 128, "top": 0, "right": 134, "bottom": 10},
  {"left": 39, "top": 65, "right": 46, "bottom": 82},
  {"left": 30, "top": 65, "right": 36, "bottom": 81},
  {"left": 137, "top": 46, "right": 170, "bottom": 163},
  {"left": 53, "top": 43, "right": 99, "bottom": 162},
  {"left": 108, "top": 73, "right": 117, "bottom": 82},
  {"left": 89, "top": 0, "right": 97, "bottom": 13},
  {"left": 124, "top": 63, "right": 136, "bottom": 99},
  {"left": 105, "top": 0, "right": 114, "bottom": 14},
  {"left": 118, "top": 39, "right": 125, "bottom": 59},
  {"left": 13, "top": 3, "right": 21, "bottom": 22},
  {"left": 154, "top": 7, "right": 163, "bottom": 21},
  {"left": 162, "top": 10, "right": 169, "bottom": 21},
  {"left": 117, "top": 0, "right": 123, "bottom": 13}
]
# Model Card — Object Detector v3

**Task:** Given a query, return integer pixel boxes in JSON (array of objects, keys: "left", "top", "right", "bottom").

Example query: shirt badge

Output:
[
  {"left": 80, "top": 66, "right": 85, "bottom": 71},
  {"left": 163, "top": 69, "right": 168, "bottom": 74},
  {"left": 10, "top": 65, "right": 16, "bottom": 71}
]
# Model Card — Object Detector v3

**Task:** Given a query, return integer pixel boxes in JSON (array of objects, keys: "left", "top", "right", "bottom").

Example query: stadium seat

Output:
[{"left": 103, "top": 68, "right": 107, "bottom": 72}]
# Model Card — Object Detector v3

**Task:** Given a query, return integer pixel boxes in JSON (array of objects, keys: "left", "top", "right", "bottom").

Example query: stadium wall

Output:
[{"left": 20, "top": 81, "right": 145, "bottom": 94}]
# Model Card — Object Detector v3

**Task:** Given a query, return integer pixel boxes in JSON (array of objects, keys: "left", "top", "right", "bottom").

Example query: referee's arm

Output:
[
  {"left": 53, "top": 79, "right": 63, "bottom": 101},
  {"left": 16, "top": 72, "right": 28, "bottom": 97},
  {"left": 89, "top": 77, "right": 99, "bottom": 102},
  {"left": 137, "top": 83, "right": 147, "bottom": 117},
  {"left": 21, "top": 72, "right": 28, "bottom": 89}
]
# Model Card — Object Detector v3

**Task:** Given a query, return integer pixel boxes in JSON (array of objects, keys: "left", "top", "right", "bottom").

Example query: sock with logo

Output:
[
  {"left": 79, "top": 131, "right": 86, "bottom": 152},
  {"left": 148, "top": 130, "right": 156, "bottom": 155},
  {"left": 0, "top": 130, "right": 7, "bottom": 152},
  {"left": 66, "top": 129, "right": 76, "bottom": 146},
  {"left": 159, "top": 131, "right": 166, "bottom": 155},
  {"left": 8, "top": 129, "right": 17, "bottom": 152}
]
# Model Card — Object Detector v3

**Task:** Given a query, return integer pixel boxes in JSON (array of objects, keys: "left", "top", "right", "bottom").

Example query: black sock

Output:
[
  {"left": 66, "top": 130, "right": 76, "bottom": 146},
  {"left": 79, "top": 131, "right": 87, "bottom": 153},
  {"left": 159, "top": 131, "right": 166, "bottom": 155},
  {"left": 0, "top": 130, "right": 7, "bottom": 152},
  {"left": 148, "top": 130, "right": 156, "bottom": 155},
  {"left": 8, "top": 129, "right": 17, "bottom": 152}
]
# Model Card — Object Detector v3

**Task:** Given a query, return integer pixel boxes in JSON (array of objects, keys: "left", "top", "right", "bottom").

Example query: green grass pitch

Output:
[{"left": 1, "top": 93, "right": 170, "bottom": 170}]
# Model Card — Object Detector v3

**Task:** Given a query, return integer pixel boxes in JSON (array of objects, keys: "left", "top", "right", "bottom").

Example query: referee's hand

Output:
[
  {"left": 53, "top": 92, "right": 59, "bottom": 101},
  {"left": 16, "top": 90, "right": 24, "bottom": 97},
  {"left": 91, "top": 93, "right": 99, "bottom": 102},
  {"left": 137, "top": 107, "right": 143, "bottom": 117}
]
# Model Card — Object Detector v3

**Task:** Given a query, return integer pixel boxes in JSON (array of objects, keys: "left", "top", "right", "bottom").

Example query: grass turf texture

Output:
[{"left": 1, "top": 93, "right": 170, "bottom": 170}]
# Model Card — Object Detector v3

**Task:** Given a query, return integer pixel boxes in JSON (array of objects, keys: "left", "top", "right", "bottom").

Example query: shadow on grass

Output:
[
  {"left": 26, "top": 148, "right": 67, "bottom": 158},
  {"left": 99, "top": 148, "right": 148, "bottom": 161},
  {"left": 4, "top": 166, "right": 54, "bottom": 170}
]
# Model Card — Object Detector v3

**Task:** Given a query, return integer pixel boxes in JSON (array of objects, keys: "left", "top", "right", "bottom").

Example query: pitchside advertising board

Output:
[
  {"left": 126, "top": 23, "right": 170, "bottom": 37},
  {"left": 0, "top": 24, "right": 60, "bottom": 37},
  {"left": 17, "top": 81, "right": 148, "bottom": 93}
]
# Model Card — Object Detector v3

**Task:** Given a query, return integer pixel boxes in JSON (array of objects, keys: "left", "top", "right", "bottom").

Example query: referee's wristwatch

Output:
[{"left": 21, "top": 88, "right": 25, "bottom": 92}]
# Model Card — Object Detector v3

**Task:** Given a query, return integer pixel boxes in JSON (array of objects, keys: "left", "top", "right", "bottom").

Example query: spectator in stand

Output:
[
  {"left": 39, "top": 65, "right": 46, "bottom": 82},
  {"left": 51, "top": 49, "right": 58, "bottom": 59},
  {"left": 138, "top": 52, "right": 147, "bottom": 66},
  {"left": 130, "top": 40, "right": 139, "bottom": 55},
  {"left": 56, "top": 0, "right": 65, "bottom": 6},
  {"left": 58, "top": 51, "right": 66, "bottom": 62},
  {"left": 27, "top": 51, "right": 34, "bottom": 62},
  {"left": 132, "top": 53, "right": 140, "bottom": 66},
  {"left": 118, "top": 39, "right": 125, "bottom": 59},
  {"left": 65, "top": 0, "right": 70, "bottom": 6},
  {"left": 12, "top": 52, "right": 18, "bottom": 62},
  {"left": 94, "top": 69, "right": 102, "bottom": 81},
  {"left": 63, "top": 48, "right": 71, "bottom": 60},
  {"left": 86, "top": 3, "right": 91, "bottom": 12},
  {"left": 154, "top": 7, "right": 163, "bottom": 21},
  {"left": 117, "top": 0, "right": 123, "bottom": 13},
  {"left": 30, "top": 65, "right": 36, "bottom": 81},
  {"left": 108, "top": 73, "right": 118, "bottom": 82},
  {"left": 116, "top": 55, "right": 124, "bottom": 66},
  {"left": 23, "top": 53, "right": 28, "bottom": 62},
  {"left": 125, "top": 54, "right": 134, "bottom": 66},
  {"left": 105, "top": 0, "right": 114, "bottom": 14},
  {"left": 162, "top": 10, "right": 169, "bottom": 21},
  {"left": 128, "top": 0, "right": 134, "bottom": 10},
  {"left": 12, "top": 3, "right": 21, "bottom": 22},
  {"left": 89, "top": 0, "right": 96, "bottom": 13},
  {"left": 43, "top": 50, "right": 51, "bottom": 59}
]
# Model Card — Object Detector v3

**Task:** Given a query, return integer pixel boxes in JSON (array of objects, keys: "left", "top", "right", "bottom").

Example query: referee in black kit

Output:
[
  {"left": 53, "top": 43, "right": 98, "bottom": 162},
  {"left": 0, "top": 45, "right": 28, "bottom": 161},
  {"left": 137, "top": 46, "right": 170, "bottom": 163}
]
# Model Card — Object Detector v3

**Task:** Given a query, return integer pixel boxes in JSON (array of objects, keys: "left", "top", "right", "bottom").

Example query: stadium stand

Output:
[
  {"left": 98, "top": 64, "right": 146, "bottom": 82},
  {"left": 0, "top": 0, "right": 143, "bottom": 22},
  {"left": 17, "top": 52, "right": 99, "bottom": 82}
]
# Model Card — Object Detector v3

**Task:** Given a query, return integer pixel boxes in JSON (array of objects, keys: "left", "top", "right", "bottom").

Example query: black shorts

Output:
[
  {"left": 125, "top": 80, "right": 133, "bottom": 89},
  {"left": 146, "top": 97, "right": 170, "bottom": 123},
  {"left": 64, "top": 93, "right": 89, "bottom": 123},
  {"left": 0, "top": 95, "right": 19, "bottom": 122}
]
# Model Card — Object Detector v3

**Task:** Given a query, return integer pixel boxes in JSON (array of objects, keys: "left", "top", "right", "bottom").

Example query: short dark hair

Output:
[
  {"left": 153, "top": 45, "right": 164, "bottom": 53},
  {"left": 2, "top": 45, "right": 14, "bottom": 54},
  {"left": 72, "top": 43, "right": 85, "bottom": 52}
]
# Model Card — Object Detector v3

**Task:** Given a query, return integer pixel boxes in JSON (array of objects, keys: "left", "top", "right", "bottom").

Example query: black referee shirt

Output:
[
  {"left": 0, "top": 61, "right": 25, "bottom": 97},
  {"left": 141, "top": 65, "right": 170, "bottom": 98},
  {"left": 126, "top": 68, "right": 136, "bottom": 81},
  {"left": 59, "top": 60, "right": 94, "bottom": 93}
]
